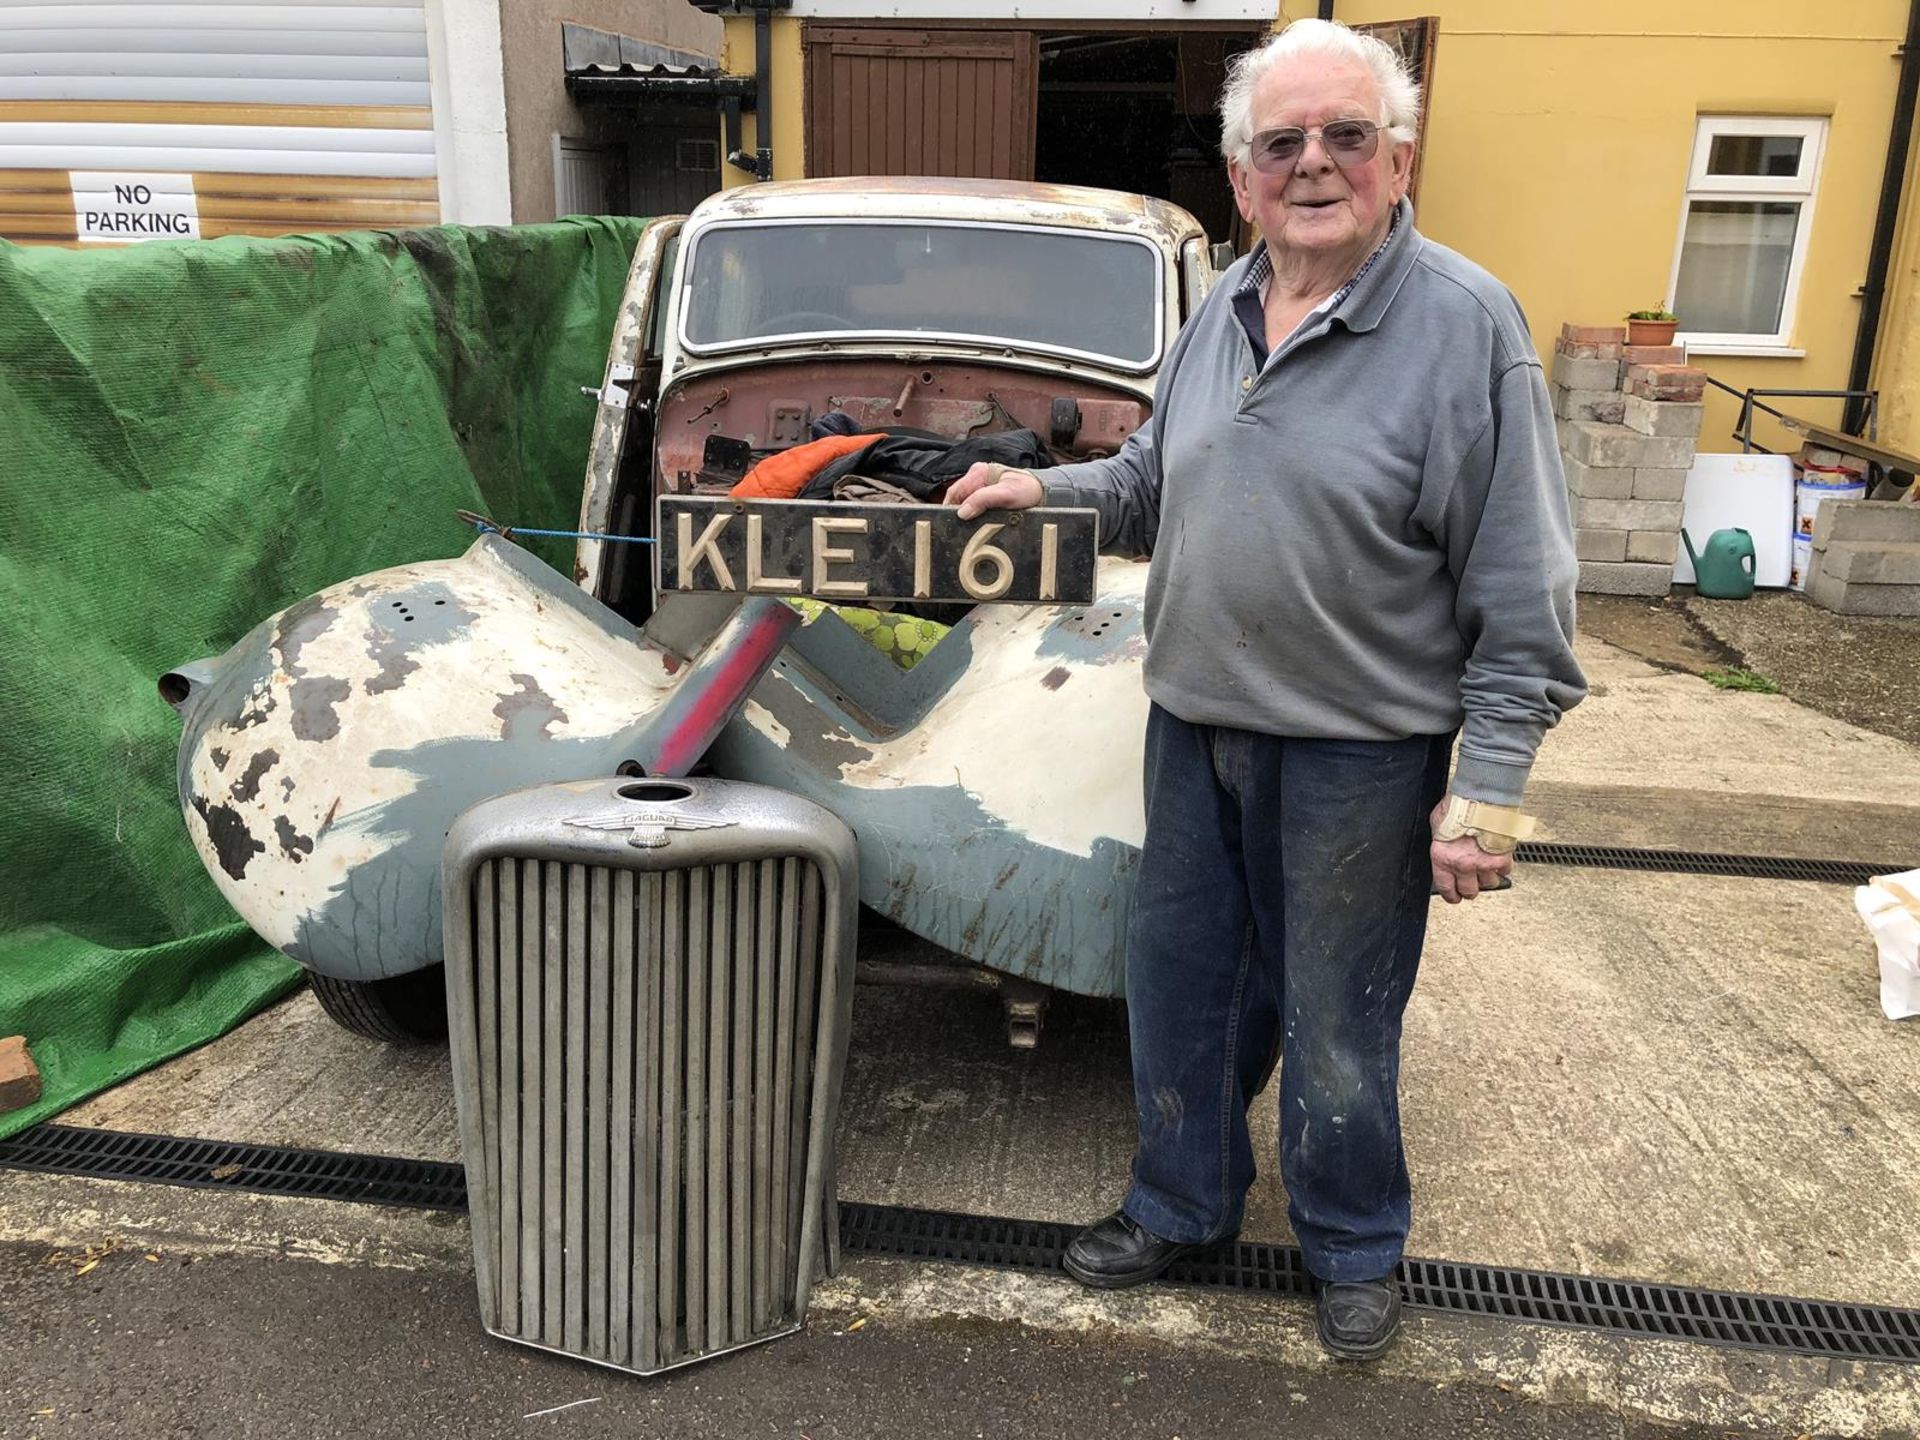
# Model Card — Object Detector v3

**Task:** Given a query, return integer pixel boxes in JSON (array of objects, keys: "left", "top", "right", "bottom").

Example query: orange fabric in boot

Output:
[{"left": 731, "top": 433, "right": 878, "bottom": 499}]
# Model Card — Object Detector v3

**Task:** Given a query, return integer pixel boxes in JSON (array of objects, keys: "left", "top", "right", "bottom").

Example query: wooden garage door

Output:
[{"left": 803, "top": 26, "right": 1038, "bottom": 181}]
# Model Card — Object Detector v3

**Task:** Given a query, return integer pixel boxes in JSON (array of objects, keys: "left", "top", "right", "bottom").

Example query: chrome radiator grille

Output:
[{"left": 443, "top": 779, "right": 855, "bottom": 1376}]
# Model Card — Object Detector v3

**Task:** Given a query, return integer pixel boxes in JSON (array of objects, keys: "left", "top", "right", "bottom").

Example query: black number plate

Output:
[{"left": 655, "top": 496, "right": 1099, "bottom": 605}]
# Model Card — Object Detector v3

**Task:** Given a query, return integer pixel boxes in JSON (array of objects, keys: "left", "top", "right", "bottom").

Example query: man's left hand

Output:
[{"left": 1429, "top": 797, "right": 1514, "bottom": 903}]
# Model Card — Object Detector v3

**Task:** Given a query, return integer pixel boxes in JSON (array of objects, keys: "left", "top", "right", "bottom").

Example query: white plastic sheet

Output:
[{"left": 1855, "top": 868, "right": 1920, "bottom": 1021}]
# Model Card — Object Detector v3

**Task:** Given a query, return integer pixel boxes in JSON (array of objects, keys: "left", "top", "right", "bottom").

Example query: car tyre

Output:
[{"left": 309, "top": 966, "right": 449, "bottom": 1044}]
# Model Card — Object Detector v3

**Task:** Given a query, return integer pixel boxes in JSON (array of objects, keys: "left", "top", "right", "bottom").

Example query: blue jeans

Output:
[{"left": 1120, "top": 703, "right": 1451, "bottom": 1282}]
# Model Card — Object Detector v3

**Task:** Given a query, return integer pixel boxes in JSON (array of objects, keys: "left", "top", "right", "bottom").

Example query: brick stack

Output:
[
  {"left": 1805, "top": 499, "right": 1920, "bottom": 617},
  {"left": 1550, "top": 325, "right": 1708, "bottom": 596}
]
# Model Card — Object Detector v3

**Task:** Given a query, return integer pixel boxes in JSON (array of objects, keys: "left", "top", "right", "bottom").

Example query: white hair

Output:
[{"left": 1218, "top": 18, "right": 1422, "bottom": 166}]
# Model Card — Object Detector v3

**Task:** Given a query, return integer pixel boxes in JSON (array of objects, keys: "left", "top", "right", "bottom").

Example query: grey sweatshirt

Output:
[{"left": 1044, "top": 202, "right": 1586, "bottom": 805}]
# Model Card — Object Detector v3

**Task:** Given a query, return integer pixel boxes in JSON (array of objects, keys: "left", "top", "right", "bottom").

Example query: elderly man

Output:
[{"left": 947, "top": 19, "right": 1586, "bottom": 1359}]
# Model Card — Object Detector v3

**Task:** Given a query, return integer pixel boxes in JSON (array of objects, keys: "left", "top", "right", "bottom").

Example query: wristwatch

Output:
[{"left": 1433, "top": 795, "right": 1536, "bottom": 856}]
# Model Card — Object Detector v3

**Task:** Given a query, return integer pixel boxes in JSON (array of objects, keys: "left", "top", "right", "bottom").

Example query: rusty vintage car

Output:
[{"left": 163, "top": 177, "right": 1221, "bottom": 1045}]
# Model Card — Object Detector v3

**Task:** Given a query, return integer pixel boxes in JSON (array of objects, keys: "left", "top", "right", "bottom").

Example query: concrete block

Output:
[
  {"left": 1622, "top": 394, "right": 1704, "bottom": 439},
  {"left": 1634, "top": 434, "right": 1698, "bottom": 469},
  {"left": 1553, "top": 385, "right": 1625, "bottom": 423},
  {"left": 1577, "top": 560, "right": 1673, "bottom": 596},
  {"left": 1812, "top": 540, "right": 1920, "bottom": 584},
  {"left": 1554, "top": 417, "right": 1572, "bottom": 453},
  {"left": 1805, "top": 566, "right": 1920, "bottom": 617},
  {"left": 1564, "top": 421, "right": 1645, "bottom": 469},
  {"left": 1811, "top": 499, "right": 1920, "bottom": 549},
  {"left": 1552, "top": 353, "right": 1624, "bottom": 392},
  {"left": 0, "top": 1036, "right": 41, "bottom": 1115},
  {"left": 1574, "top": 496, "right": 1685, "bottom": 531},
  {"left": 1575, "top": 527, "right": 1629, "bottom": 562},
  {"left": 1632, "top": 467, "right": 1690, "bottom": 502},
  {"left": 1626, "top": 530, "right": 1680, "bottom": 565},
  {"left": 1564, "top": 424, "right": 1693, "bottom": 471},
  {"left": 1563, "top": 455, "right": 1633, "bottom": 498}
]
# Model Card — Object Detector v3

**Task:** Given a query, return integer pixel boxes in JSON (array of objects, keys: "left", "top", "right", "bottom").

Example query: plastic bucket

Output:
[
  {"left": 1791, "top": 533, "right": 1814, "bottom": 591},
  {"left": 1796, "top": 469, "right": 1867, "bottom": 537}
]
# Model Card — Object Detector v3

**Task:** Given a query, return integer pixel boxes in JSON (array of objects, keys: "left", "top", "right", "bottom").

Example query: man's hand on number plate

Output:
[{"left": 947, "top": 462, "right": 1045, "bottom": 520}]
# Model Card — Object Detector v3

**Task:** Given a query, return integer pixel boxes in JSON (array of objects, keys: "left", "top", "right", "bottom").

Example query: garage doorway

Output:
[
  {"left": 1033, "top": 30, "right": 1258, "bottom": 245},
  {"left": 802, "top": 18, "right": 1437, "bottom": 249}
]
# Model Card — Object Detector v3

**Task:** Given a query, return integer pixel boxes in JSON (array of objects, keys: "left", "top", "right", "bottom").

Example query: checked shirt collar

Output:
[{"left": 1232, "top": 203, "right": 1402, "bottom": 368}]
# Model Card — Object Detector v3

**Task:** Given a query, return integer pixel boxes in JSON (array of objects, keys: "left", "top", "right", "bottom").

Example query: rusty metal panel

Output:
[{"left": 803, "top": 25, "right": 1036, "bottom": 182}]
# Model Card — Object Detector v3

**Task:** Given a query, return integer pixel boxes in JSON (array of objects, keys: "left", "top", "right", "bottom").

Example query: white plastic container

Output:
[
  {"left": 1855, "top": 869, "right": 1920, "bottom": 1021},
  {"left": 1790, "top": 533, "right": 1814, "bottom": 591},
  {"left": 1796, "top": 469, "right": 1868, "bottom": 537}
]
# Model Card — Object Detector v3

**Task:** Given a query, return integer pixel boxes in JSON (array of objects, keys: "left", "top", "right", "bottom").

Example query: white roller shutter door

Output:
[{"left": 0, "top": 0, "right": 439, "bottom": 243}]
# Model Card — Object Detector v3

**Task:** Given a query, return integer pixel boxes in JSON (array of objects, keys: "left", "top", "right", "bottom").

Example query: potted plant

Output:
[{"left": 1626, "top": 308, "right": 1679, "bottom": 345}]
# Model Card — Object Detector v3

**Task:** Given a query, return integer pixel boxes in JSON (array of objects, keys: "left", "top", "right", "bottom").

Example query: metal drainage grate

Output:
[
  {"left": 6, "top": 1127, "right": 1919, "bottom": 1365},
  {"left": 1516, "top": 843, "right": 1901, "bottom": 887},
  {"left": 837, "top": 1203, "right": 1920, "bottom": 1365},
  {"left": 0, "top": 1123, "right": 466, "bottom": 1211}
]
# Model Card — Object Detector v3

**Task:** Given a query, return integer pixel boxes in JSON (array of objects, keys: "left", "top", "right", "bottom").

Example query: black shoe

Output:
[
  {"left": 1315, "top": 1276, "right": 1402, "bottom": 1360},
  {"left": 1062, "top": 1210, "right": 1223, "bottom": 1290}
]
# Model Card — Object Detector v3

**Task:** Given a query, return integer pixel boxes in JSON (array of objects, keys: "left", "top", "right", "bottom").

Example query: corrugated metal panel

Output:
[
  {"left": 456, "top": 856, "right": 833, "bottom": 1374},
  {"left": 803, "top": 26, "right": 1037, "bottom": 182},
  {"left": 555, "top": 139, "right": 619, "bottom": 217},
  {"left": 442, "top": 777, "right": 857, "bottom": 1377},
  {"left": 1, "top": 3, "right": 431, "bottom": 105},
  {"left": 0, "top": 168, "right": 438, "bottom": 241},
  {"left": 0, "top": 0, "right": 435, "bottom": 244},
  {"left": 0, "top": 119, "right": 436, "bottom": 172}
]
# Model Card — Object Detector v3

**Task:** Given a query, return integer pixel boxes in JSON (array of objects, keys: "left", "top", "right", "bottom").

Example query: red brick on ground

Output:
[{"left": 0, "top": 1035, "right": 42, "bottom": 1114}]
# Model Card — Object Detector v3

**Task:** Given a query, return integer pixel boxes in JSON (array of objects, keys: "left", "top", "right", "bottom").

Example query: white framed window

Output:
[{"left": 1667, "top": 115, "right": 1827, "bottom": 354}]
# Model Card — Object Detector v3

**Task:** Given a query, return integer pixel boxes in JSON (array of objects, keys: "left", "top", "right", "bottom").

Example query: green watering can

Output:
[{"left": 1681, "top": 526, "right": 1756, "bottom": 599}]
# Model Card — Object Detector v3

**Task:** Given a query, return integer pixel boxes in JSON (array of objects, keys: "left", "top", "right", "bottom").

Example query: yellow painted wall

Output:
[
  {"left": 720, "top": 4, "right": 1908, "bottom": 454},
  {"left": 718, "top": 16, "right": 808, "bottom": 186},
  {"left": 1288, "top": 1, "right": 1908, "bottom": 452},
  {"left": 1868, "top": 112, "right": 1920, "bottom": 456}
]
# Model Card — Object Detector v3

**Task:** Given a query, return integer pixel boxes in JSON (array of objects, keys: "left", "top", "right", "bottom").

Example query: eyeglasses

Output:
[{"left": 1247, "top": 119, "right": 1384, "bottom": 173}]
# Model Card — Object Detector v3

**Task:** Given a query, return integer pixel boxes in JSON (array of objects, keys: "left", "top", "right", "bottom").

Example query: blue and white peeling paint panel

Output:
[
  {"left": 169, "top": 538, "right": 683, "bottom": 974},
  {"left": 735, "top": 557, "right": 1151, "bottom": 860}
]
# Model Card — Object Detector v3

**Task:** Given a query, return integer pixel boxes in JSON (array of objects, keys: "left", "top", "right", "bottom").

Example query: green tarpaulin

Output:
[{"left": 0, "top": 218, "right": 650, "bottom": 1139}]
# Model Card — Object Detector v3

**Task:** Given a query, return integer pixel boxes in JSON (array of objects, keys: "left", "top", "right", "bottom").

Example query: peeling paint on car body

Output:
[
  {"left": 703, "top": 559, "right": 1151, "bottom": 997},
  {"left": 165, "top": 536, "right": 688, "bottom": 981},
  {"left": 574, "top": 216, "right": 684, "bottom": 600}
]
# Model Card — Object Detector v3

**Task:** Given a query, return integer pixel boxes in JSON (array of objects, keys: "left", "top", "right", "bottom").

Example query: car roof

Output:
[{"left": 686, "top": 176, "right": 1206, "bottom": 250}]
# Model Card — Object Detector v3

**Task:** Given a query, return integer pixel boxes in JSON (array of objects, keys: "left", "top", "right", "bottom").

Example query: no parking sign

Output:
[{"left": 69, "top": 172, "right": 201, "bottom": 245}]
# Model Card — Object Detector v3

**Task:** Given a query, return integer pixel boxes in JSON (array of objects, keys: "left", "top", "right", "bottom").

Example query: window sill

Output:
[{"left": 1677, "top": 342, "right": 1807, "bottom": 359}]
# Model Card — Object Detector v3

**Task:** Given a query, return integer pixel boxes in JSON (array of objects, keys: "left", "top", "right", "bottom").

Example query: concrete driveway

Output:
[{"left": 4, "top": 632, "right": 1918, "bottom": 1437}]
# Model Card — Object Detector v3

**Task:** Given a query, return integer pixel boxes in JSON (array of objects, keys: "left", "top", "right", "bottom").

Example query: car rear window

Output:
[{"left": 680, "top": 220, "right": 1162, "bottom": 369}]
